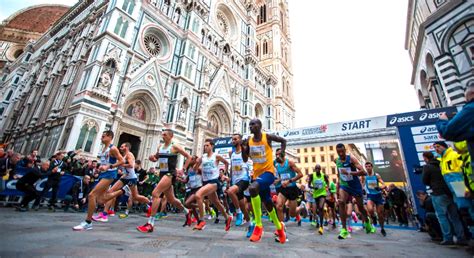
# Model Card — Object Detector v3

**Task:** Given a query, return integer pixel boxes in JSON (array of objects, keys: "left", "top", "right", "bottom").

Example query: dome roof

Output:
[{"left": 2, "top": 5, "right": 69, "bottom": 34}]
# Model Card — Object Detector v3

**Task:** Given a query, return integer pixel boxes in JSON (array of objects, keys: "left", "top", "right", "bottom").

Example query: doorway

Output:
[{"left": 118, "top": 133, "right": 141, "bottom": 158}]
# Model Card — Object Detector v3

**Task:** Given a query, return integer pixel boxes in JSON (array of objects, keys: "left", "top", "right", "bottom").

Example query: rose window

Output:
[{"left": 144, "top": 34, "right": 162, "bottom": 56}]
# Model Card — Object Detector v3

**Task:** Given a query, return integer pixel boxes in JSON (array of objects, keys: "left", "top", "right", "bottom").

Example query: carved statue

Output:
[{"left": 98, "top": 71, "right": 111, "bottom": 89}]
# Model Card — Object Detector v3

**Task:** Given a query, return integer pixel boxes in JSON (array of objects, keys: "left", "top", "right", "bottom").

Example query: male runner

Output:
[
  {"left": 362, "top": 161, "right": 387, "bottom": 236},
  {"left": 275, "top": 148, "right": 303, "bottom": 228},
  {"left": 191, "top": 139, "right": 232, "bottom": 231},
  {"left": 226, "top": 133, "right": 251, "bottom": 226},
  {"left": 95, "top": 142, "right": 150, "bottom": 221},
  {"left": 73, "top": 130, "right": 125, "bottom": 231},
  {"left": 181, "top": 155, "right": 202, "bottom": 226},
  {"left": 308, "top": 164, "right": 329, "bottom": 235},
  {"left": 335, "top": 143, "right": 375, "bottom": 239},
  {"left": 326, "top": 179, "right": 338, "bottom": 229},
  {"left": 243, "top": 118, "right": 287, "bottom": 243},
  {"left": 137, "top": 129, "right": 192, "bottom": 233}
]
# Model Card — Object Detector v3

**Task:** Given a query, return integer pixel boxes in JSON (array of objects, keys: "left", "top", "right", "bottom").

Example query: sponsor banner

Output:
[
  {"left": 386, "top": 107, "right": 457, "bottom": 127},
  {"left": 0, "top": 174, "right": 79, "bottom": 198},
  {"left": 275, "top": 116, "right": 387, "bottom": 140},
  {"left": 410, "top": 125, "right": 438, "bottom": 135},
  {"left": 213, "top": 137, "right": 233, "bottom": 148},
  {"left": 412, "top": 133, "right": 442, "bottom": 144}
]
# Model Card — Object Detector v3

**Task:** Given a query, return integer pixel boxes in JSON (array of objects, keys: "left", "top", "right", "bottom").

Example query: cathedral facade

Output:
[{"left": 0, "top": 0, "right": 295, "bottom": 167}]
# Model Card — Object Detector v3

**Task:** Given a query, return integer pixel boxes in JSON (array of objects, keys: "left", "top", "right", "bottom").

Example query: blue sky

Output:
[{"left": 0, "top": 0, "right": 419, "bottom": 128}]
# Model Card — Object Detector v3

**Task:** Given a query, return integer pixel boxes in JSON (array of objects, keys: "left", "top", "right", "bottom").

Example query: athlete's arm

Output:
[
  {"left": 242, "top": 138, "right": 249, "bottom": 162},
  {"left": 351, "top": 158, "right": 367, "bottom": 176},
  {"left": 267, "top": 134, "right": 287, "bottom": 157},
  {"left": 173, "top": 144, "right": 192, "bottom": 171},
  {"left": 123, "top": 153, "right": 134, "bottom": 168},
  {"left": 149, "top": 145, "right": 161, "bottom": 162},
  {"left": 216, "top": 155, "right": 229, "bottom": 173},
  {"left": 111, "top": 146, "right": 125, "bottom": 167},
  {"left": 377, "top": 173, "right": 386, "bottom": 189},
  {"left": 324, "top": 175, "right": 329, "bottom": 185},
  {"left": 288, "top": 160, "right": 303, "bottom": 183}
]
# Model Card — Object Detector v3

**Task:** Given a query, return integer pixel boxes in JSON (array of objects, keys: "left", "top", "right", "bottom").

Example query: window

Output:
[
  {"left": 255, "top": 44, "right": 259, "bottom": 57},
  {"left": 192, "top": 18, "right": 200, "bottom": 33},
  {"left": 75, "top": 123, "right": 98, "bottom": 153},
  {"left": 322, "top": 168, "right": 326, "bottom": 174},
  {"left": 329, "top": 146, "right": 334, "bottom": 151},
  {"left": 304, "top": 157, "right": 308, "bottom": 163},
  {"left": 320, "top": 146, "right": 324, "bottom": 151},
  {"left": 304, "top": 148, "right": 307, "bottom": 153},
  {"left": 122, "top": 0, "right": 135, "bottom": 15},
  {"left": 331, "top": 167, "right": 336, "bottom": 175},
  {"left": 311, "top": 147, "right": 315, "bottom": 152},
  {"left": 114, "top": 16, "right": 128, "bottom": 38},
  {"left": 330, "top": 155, "right": 335, "bottom": 161},
  {"left": 305, "top": 169, "right": 309, "bottom": 176},
  {"left": 5, "top": 90, "right": 13, "bottom": 101},
  {"left": 321, "top": 155, "right": 325, "bottom": 162},
  {"left": 297, "top": 149, "right": 300, "bottom": 153},
  {"left": 263, "top": 40, "right": 268, "bottom": 55},
  {"left": 312, "top": 156, "right": 316, "bottom": 163},
  {"left": 13, "top": 77, "right": 20, "bottom": 84},
  {"left": 258, "top": 5, "right": 267, "bottom": 25}
]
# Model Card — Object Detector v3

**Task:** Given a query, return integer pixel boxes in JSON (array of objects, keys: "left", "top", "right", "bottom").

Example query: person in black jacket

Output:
[
  {"left": 16, "top": 160, "right": 49, "bottom": 211},
  {"left": 416, "top": 190, "right": 442, "bottom": 241},
  {"left": 33, "top": 152, "right": 66, "bottom": 210},
  {"left": 387, "top": 184, "right": 408, "bottom": 226},
  {"left": 0, "top": 152, "right": 21, "bottom": 192},
  {"left": 64, "top": 175, "right": 91, "bottom": 212},
  {"left": 422, "top": 151, "right": 466, "bottom": 245}
]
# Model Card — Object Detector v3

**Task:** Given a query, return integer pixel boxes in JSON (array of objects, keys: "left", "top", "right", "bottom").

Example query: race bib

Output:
[
  {"left": 367, "top": 179, "right": 377, "bottom": 190},
  {"left": 159, "top": 158, "right": 168, "bottom": 172},
  {"left": 314, "top": 179, "right": 323, "bottom": 189},
  {"left": 339, "top": 168, "right": 353, "bottom": 182},
  {"left": 249, "top": 145, "right": 266, "bottom": 163},
  {"left": 280, "top": 173, "right": 291, "bottom": 180}
]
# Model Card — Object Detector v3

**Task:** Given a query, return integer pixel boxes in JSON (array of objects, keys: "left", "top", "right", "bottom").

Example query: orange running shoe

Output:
[
  {"left": 249, "top": 225, "right": 264, "bottom": 242},
  {"left": 276, "top": 223, "right": 287, "bottom": 244},
  {"left": 194, "top": 220, "right": 206, "bottom": 230}
]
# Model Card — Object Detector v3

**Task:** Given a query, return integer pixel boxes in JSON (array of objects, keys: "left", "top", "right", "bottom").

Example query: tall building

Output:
[
  {"left": 405, "top": 0, "right": 473, "bottom": 109},
  {"left": 296, "top": 143, "right": 367, "bottom": 185},
  {"left": 0, "top": 0, "right": 295, "bottom": 168}
]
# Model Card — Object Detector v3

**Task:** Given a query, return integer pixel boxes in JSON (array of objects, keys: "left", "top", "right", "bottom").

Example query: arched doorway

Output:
[{"left": 206, "top": 104, "right": 231, "bottom": 138}]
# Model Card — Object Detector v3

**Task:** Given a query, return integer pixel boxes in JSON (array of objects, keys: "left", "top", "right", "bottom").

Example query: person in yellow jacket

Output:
[{"left": 454, "top": 141, "right": 473, "bottom": 195}]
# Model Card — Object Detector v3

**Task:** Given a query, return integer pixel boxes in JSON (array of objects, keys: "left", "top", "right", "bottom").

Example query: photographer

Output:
[
  {"left": 33, "top": 152, "right": 66, "bottom": 210},
  {"left": 64, "top": 175, "right": 91, "bottom": 212},
  {"left": 0, "top": 152, "right": 20, "bottom": 192},
  {"left": 16, "top": 160, "right": 48, "bottom": 212}
]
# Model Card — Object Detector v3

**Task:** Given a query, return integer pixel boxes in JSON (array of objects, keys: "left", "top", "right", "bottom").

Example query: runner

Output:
[
  {"left": 182, "top": 155, "right": 202, "bottom": 227},
  {"left": 226, "top": 133, "right": 251, "bottom": 226},
  {"left": 303, "top": 178, "right": 317, "bottom": 227},
  {"left": 335, "top": 143, "right": 375, "bottom": 239},
  {"left": 308, "top": 164, "right": 329, "bottom": 235},
  {"left": 243, "top": 118, "right": 287, "bottom": 243},
  {"left": 326, "top": 179, "right": 338, "bottom": 229},
  {"left": 97, "top": 142, "right": 150, "bottom": 221},
  {"left": 73, "top": 130, "right": 125, "bottom": 231},
  {"left": 191, "top": 139, "right": 232, "bottom": 231},
  {"left": 275, "top": 148, "right": 303, "bottom": 229},
  {"left": 362, "top": 162, "right": 387, "bottom": 236},
  {"left": 137, "top": 129, "right": 192, "bottom": 233}
]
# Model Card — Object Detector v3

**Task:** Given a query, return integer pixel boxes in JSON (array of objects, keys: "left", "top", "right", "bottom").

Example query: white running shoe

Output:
[{"left": 73, "top": 221, "right": 93, "bottom": 231}]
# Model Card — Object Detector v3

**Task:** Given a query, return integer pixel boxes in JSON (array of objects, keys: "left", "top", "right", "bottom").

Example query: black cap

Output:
[{"left": 433, "top": 141, "right": 448, "bottom": 148}]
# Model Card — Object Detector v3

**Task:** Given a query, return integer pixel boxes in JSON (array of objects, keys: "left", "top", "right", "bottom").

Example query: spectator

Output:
[
  {"left": 387, "top": 184, "right": 409, "bottom": 227},
  {"left": 64, "top": 175, "right": 91, "bottom": 212},
  {"left": 0, "top": 148, "right": 5, "bottom": 159},
  {"left": 82, "top": 160, "right": 97, "bottom": 179},
  {"left": 33, "top": 152, "right": 66, "bottom": 210},
  {"left": 16, "top": 160, "right": 45, "bottom": 212},
  {"left": 421, "top": 151, "right": 465, "bottom": 245},
  {"left": 416, "top": 190, "right": 442, "bottom": 242},
  {"left": 454, "top": 141, "right": 474, "bottom": 196},
  {"left": 135, "top": 160, "right": 147, "bottom": 195},
  {"left": 0, "top": 152, "right": 21, "bottom": 191},
  {"left": 436, "top": 81, "right": 474, "bottom": 171}
]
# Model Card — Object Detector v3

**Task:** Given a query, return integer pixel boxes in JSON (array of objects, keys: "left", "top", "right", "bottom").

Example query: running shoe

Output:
[
  {"left": 319, "top": 226, "right": 324, "bottom": 235},
  {"left": 347, "top": 226, "right": 353, "bottom": 233},
  {"left": 351, "top": 211, "right": 358, "bottom": 223},
  {"left": 214, "top": 218, "right": 220, "bottom": 224},
  {"left": 191, "top": 217, "right": 197, "bottom": 224},
  {"left": 247, "top": 222, "right": 255, "bottom": 238},
  {"left": 381, "top": 228, "right": 387, "bottom": 237},
  {"left": 194, "top": 220, "right": 206, "bottom": 230},
  {"left": 365, "top": 220, "right": 376, "bottom": 234},
  {"left": 119, "top": 213, "right": 128, "bottom": 219},
  {"left": 323, "top": 221, "right": 329, "bottom": 226},
  {"left": 183, "top": 211, "right": 192, "bottom": 227},
  {"left": 338, "top": 228, "right": 350, "bottom": 239},
  {"left": 92, "top": 213, "right": 108, "bottom": 222},
  {"left": 107, "top": 210, "right": 116, "bottom": 216},
  {"left": 123, "top": 185, "right": 131, "bottom": 196},
  {"left": 311, "top": 221, "right": 317, "bottom": 227},
  {"left": 160, "top": 212, "right": 168, "bottom": 219},
  {"left": 235, "top": 213, "right": 244, "bottom": 226},
  {"left": 73, "top": 221, "right": 92, "bottom": 231},
  {"left": 249, "top": 225, "right": 263, "bottom": 242},
  {"left": 225, "top": 215, "right": 233, "bottom": 231},
  {"left": 210, "top": 209, "right": 216, "bottom": 218},
  {"left": 296, "top": 214, "right": 302, "bottom": 227},
  {"left": 275, "top": 223, "right": 287, "bottom": 244},
  {"left": 137, "top": 223, "right": 153, "bottom": 233},
  {"left": 146, "top": 205, "right": 152, "bottom": 217}
]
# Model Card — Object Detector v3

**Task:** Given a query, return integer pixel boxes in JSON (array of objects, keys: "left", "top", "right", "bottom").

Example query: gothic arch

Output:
[
  {"left": 206, "top": 102, "right": 232, "bottom": 136},
  {"left": 123, "top": 89, "right": 160, "bottom": 124},
  {"left": 441, "top": 16, "right": 474, "bottom": 54}
]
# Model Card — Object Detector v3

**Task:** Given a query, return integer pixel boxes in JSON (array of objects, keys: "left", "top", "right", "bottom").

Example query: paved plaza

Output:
[{"left": 0, "top": 208, "right": 471, "bottom": 257}]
